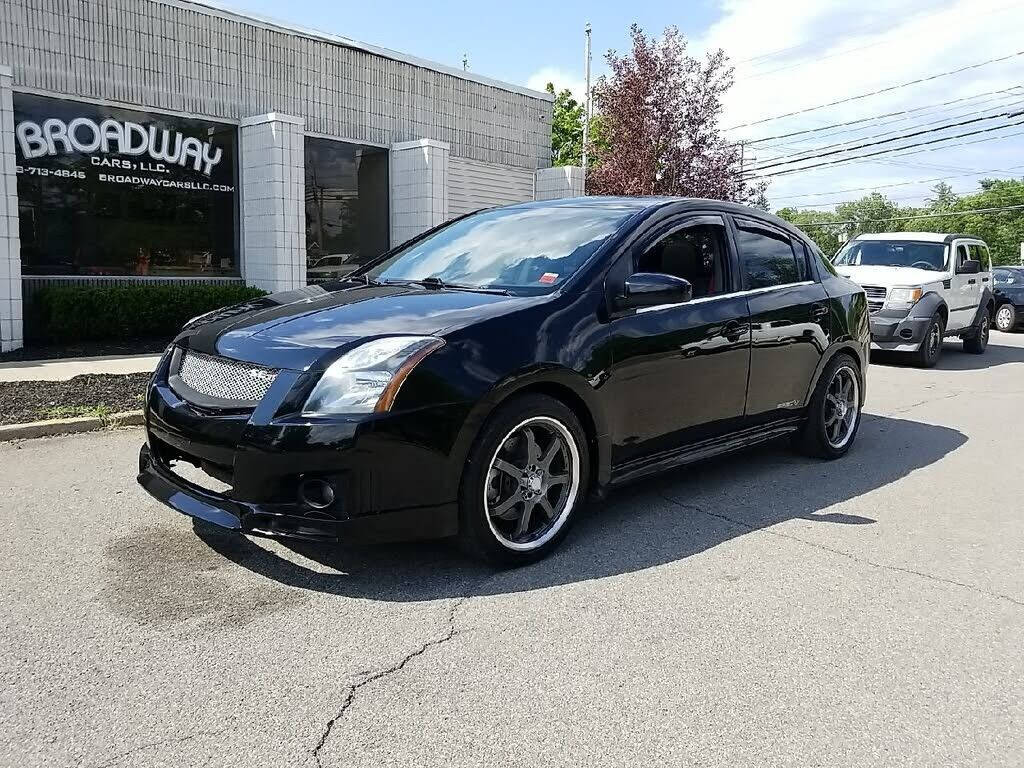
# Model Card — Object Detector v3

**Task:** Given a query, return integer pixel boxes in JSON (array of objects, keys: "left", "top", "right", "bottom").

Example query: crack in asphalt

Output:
[
  {"left": 88, "top": 728, "right": 227, "bottom": 768},
  {"left": 311, "top": 595, "right": 469, "bottom": 767},
  {"left": 661, "top": 494, "right": 1024, "bottom": 609}
]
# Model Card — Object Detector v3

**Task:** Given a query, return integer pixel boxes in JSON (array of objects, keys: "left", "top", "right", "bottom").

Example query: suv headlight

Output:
[
  {"left": 886, "top": 286, "right": 923, "bottom": 309},
  {"left": 302, "top": 336, "right": 445, "bottom": 416}
]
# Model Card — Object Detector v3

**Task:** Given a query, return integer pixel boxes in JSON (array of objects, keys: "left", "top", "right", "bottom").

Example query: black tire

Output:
[
  {"left": 995, "top": 303, "right": 1016, "bottom": 333},
  {"left": 458, "top": 393, "right": 590, "bottom": 566},
  {"left": 913, "top": 313, "right": 944, "bottom": 368},
  {"left": 794, "top": 353, "right": 862, "bottom": 460},
  {"left": 963, "top": 307, "right": 991, "bottom": 354}
]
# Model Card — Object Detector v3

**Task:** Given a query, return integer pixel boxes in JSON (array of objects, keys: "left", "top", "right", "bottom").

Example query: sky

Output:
[{"left": 210, "top": 0, "right": 1024, "bottom": 212}]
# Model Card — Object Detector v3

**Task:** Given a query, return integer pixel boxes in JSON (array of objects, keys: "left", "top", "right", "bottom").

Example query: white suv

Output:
[{"left": 833, "top": 232, "right": 993, "bottom": 367}]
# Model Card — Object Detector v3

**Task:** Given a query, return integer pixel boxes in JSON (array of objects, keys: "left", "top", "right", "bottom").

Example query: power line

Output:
[
  {"left": 751, "top": 118, "right": 1024, "bottom": 178},
  {"left": 750, "top": 108, "right": 1024, "bottom": 172},
  {"left": 795, "top": 203, "right": 1024, "bottom": 228},
  {"left": 771, "top": 165, "right": 1024, "bottom": 202},
  {"left": 749, "top": 88, "right": 1024, "bottom": 149},
  {"left": 727, "top": 49, "right": 1024, "bottom": 130},
  {"left": 783, "top": 186, "right": 988, "bottom": 210}
]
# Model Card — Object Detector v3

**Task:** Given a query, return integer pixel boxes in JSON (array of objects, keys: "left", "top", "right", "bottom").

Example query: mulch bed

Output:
[
  {"left": 0, "top": 338, "right": 169, "bottom": 363},
  {"left": 0, "top": 373, "right": 152, "bottom": 426}
]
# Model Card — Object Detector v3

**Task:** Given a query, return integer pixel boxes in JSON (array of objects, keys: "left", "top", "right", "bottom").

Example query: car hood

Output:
[
  {"left": 834, "top": 264, "right": 945, "bottom": 288},
  {"left": 177, "top": 283, "right": 539, "bottom": 370}
]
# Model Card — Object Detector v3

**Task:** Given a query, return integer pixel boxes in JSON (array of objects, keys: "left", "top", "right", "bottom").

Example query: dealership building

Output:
[{"left": 0, "top": 0, "right": 583, "bottom": 351}]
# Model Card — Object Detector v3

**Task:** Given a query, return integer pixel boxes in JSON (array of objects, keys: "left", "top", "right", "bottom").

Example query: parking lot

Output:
[{"left": 2, "top": 333, "right": 1023, "bottom": 768}]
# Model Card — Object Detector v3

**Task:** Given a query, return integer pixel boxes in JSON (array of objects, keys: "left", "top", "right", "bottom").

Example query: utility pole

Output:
[
  {"left": 738, "top": 141, "right": 745, "bottom": 198},
  {"left": 581, "top": 22, "right": 592, "bottom": 192}
]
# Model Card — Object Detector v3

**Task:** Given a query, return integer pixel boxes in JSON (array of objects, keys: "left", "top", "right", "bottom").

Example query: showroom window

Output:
[
  {"left": 305, "top": 137, "right": 389, "bottom": 281},
  {"left": 13, "top": 93, "right": 239, "bottom": 277}
]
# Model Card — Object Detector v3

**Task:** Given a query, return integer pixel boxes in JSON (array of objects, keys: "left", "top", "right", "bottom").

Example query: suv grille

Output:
[
  {"left": 176, "top": 349, "right": 279, "bottom": 404},
  {"left": 862, "top": 285, "right": 887, "bottom": 313}
]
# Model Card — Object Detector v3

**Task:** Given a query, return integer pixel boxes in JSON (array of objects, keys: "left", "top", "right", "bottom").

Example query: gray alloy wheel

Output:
[
  {"left": 824, "top": 364, "right": 860, "bottom": 450},
  {"left": 995, "top": 304, "right": 1015, "bottom": 332},
  {"left": 484, "top": 416, "right": 581, "bottom": 552}
]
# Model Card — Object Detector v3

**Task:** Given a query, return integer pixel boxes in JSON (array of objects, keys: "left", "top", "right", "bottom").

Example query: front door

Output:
[
  {"left": 601, "top": 214, "right": 751, "bottom": 466},
  {"left": 948, "top": 241, "right": 979, "bottom": 332},
  {"left": 731, "top": 217, "right": 831, "bottom": 421}
]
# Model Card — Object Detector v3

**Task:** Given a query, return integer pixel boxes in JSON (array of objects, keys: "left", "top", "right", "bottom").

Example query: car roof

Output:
[
  {"left": 853, "top": 231, "right": 984, "bottom": 244},
  {"left": 505, "top": 196, "right": 812, "bottom": 243}
]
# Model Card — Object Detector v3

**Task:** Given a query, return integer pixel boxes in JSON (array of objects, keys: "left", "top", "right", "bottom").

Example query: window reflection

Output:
[
  {"left": 14, "top": 93, "right": 238, "bottom": 276},
  {"left": 305, "top": 138, "right": 389, "bottom": 282}
]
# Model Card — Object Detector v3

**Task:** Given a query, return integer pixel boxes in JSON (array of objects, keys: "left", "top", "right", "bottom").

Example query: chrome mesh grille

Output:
[
  {"left": 862, "top": 285, "right": 887, "bottom": 313},
  {"left": 176, "top": 350, "right": 279, "bottom": 404}
]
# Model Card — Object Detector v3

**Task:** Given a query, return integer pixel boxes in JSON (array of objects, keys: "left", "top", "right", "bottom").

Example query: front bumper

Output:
[
  {"left": 869, "top": 308, "right": 930, "bottom": 352},
  {"left": 137, "top": 374, "right": 466, "bottom": 543}
]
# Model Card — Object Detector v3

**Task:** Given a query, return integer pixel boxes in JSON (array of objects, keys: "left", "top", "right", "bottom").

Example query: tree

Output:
[
  {"left": 547, "top": 82, "right": 585, "bottom": 167},
  {"left": 587, "top": 25, "right": 765, "bottom": 204},
  {"left": 926, "top": 181, "right": 959, "bottom": 210},
  {"left": 777, "top": 178, "right": 1024, "bottom": 264}
]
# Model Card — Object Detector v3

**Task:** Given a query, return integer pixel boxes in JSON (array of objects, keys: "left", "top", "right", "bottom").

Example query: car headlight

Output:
[
  {"left": 302, "top": 336, "right": 445, "bottom": 416},
  {"left": 886, "top": 286, "right": 924, "bottom": 309}
]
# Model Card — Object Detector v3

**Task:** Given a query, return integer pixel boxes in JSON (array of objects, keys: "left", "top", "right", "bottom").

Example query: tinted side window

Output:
[
  {"left": 956, "top": 244, "right": 969, "bottom": 268},
  {"left": 636, "top": 223, "right": 730, "bottom": 299},
  {"left": 735, "top": 225, "right": 800, "bottom": 289}
]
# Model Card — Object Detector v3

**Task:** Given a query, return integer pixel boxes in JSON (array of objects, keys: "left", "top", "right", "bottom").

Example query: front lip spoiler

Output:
[{"left": 137, "top": 445, "right": 342, "bottom": 542}]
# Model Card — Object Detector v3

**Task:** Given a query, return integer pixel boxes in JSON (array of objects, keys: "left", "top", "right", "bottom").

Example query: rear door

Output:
[{"left": 730, "top": 216, "right": 832, "bottom": 421}]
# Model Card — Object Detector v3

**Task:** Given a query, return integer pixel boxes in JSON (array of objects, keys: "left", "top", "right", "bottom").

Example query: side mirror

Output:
[
  {"left": 620, "top": 272, "right": 693, "bottom": 309},
  {"left": 958, "top": 259, "right": 981, "bottom": 275}
]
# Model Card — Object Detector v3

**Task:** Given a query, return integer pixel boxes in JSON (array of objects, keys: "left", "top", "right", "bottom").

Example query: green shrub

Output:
[{"left": 27, "top": 283, "right": 268, "bottom": 343}]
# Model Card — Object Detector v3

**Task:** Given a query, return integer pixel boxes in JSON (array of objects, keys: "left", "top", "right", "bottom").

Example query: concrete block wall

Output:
[
  {"left": 239, "top": 113, "right": 306, "bottom": 293},
  {"left": 0, "top": 64, "right": 21, "bottom": 352},
  {"left": 390, "top": 139, "right": 449, "bottom": 247},
  {"left": 535, "top": 166, "right": 585, "bottom": 201},
  {"left": 0, "top": 0, "right": 552, "bottom": 171}
]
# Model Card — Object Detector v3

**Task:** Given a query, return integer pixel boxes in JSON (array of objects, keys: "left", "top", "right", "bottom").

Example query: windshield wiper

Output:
[
  {"left": 342, "top": 274, "right": 383, "bottom": 286},
  {"left": 408, "top": 276, "right": 511, "bottom": 295}
]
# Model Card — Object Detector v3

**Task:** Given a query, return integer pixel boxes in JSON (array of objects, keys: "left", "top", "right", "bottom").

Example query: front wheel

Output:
[
  {"left": 458, "top": 394, "right": 589, "bottom": 566},
  {"left": 794, "top": 354, "right": 862, "bottom": 460},
  {"left": 913, "top": 314, "right": 944, "bottom": 368},
  {"left": 995, "top": 304, "right": 1016, "bottom": 332}
]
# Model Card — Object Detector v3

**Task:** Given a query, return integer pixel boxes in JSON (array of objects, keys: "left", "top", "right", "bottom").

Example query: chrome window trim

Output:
[{"left": 635, "top": 280, "right": 815, "bottom": 314}]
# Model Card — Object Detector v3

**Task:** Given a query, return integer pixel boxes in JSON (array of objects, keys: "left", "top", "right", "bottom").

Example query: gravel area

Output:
[
  {"left": 0, "top": 373, "right": 151, "bottom": 425},
  {"left": 0, "top": 338, "right": 168, "bottom": 363}
]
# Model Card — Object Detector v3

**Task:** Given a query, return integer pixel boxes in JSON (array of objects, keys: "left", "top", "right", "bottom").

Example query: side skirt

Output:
[{"left": 608, "top": 417, "right": 804, "bottom": 488}]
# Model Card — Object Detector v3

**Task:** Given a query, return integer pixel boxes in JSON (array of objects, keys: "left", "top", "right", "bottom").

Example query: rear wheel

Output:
[
  {"left": 963, "top": 308, "right": 990, "bottom": 354},
  {"left": 995, "top": 304, "right": 1016, "bottom": 332},
  {"left": 458, "top": 394, "right": 589, "bottom": 566},
  {"left": 794, "top": 353, "right": 862, "bottom": 460},
  {"left": 913, "top": 314, "right": 944, "bottom": 368}
]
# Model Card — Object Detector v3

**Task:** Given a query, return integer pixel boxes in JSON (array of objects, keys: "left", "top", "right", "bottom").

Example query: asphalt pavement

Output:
[{"left": 3, "top": 333, "right": 1023, "bottom": 767}]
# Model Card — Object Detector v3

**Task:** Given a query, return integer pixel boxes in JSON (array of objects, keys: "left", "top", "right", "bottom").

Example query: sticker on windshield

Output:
[{"left": 539, "top": 272, "right": 559, "bottom": 284}]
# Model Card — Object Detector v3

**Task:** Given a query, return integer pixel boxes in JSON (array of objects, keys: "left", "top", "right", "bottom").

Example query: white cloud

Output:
[
  {"left": 526, "top": 67, "right": 588, "bottom": 103},
  {"left": 694, "top": 0, "right": 1024, "bottom": 207}
]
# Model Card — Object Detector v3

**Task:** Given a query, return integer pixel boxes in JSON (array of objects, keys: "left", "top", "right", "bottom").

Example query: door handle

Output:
[
  {"left": 810, "top": 303, "right": 829, "bottom": 320},
  {"left": 968, "top": 278, "right": 977, "bottom": 284}
]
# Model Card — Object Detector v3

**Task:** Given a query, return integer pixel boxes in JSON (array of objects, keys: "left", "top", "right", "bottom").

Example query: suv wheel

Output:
[
  {"left": 995, "top": 304, "right": 1016, "bottom": 332},
  {"left": 794, "top": 353, "right": 862, "bottom": 460},
  {"left": 459, "top": 394, "right": 589, "bottom": 566},
  {"left": 914, "top": 314, "right": 944, "bottom": 368},
  {"left": 963, "top": 309, "right": 990, "bottom": 354}
]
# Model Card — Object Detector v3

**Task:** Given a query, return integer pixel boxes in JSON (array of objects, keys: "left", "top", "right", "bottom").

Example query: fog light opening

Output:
[
  {"left": 899, "top": 328, "right": 914, "bottom": 339},
  {"left": 299, "top": 478, "right": 336, "bottom": 510}
]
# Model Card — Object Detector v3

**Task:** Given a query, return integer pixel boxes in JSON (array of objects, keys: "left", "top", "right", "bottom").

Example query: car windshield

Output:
[
  {"left": 834, "top": 240, "right": 947, "bottom": 271},
  {"left": 363, "top": 206, "right": 633, "bottom": 293},
  {"left": 995, "top": 269, "right": 1023, "bottom": 285}
]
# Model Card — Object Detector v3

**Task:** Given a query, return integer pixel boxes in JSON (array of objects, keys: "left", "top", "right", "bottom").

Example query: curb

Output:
[{"left": 0, "top": 410, "right": 144, "bottom": 441}]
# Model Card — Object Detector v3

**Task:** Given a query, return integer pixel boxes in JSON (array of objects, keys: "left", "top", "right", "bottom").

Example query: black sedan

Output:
[
  {"left": 994, "top": 266, "right": 1024, "bottom": 332},
  {"left": 138, "top": 197, "right": 869, "bottom": 565}
]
